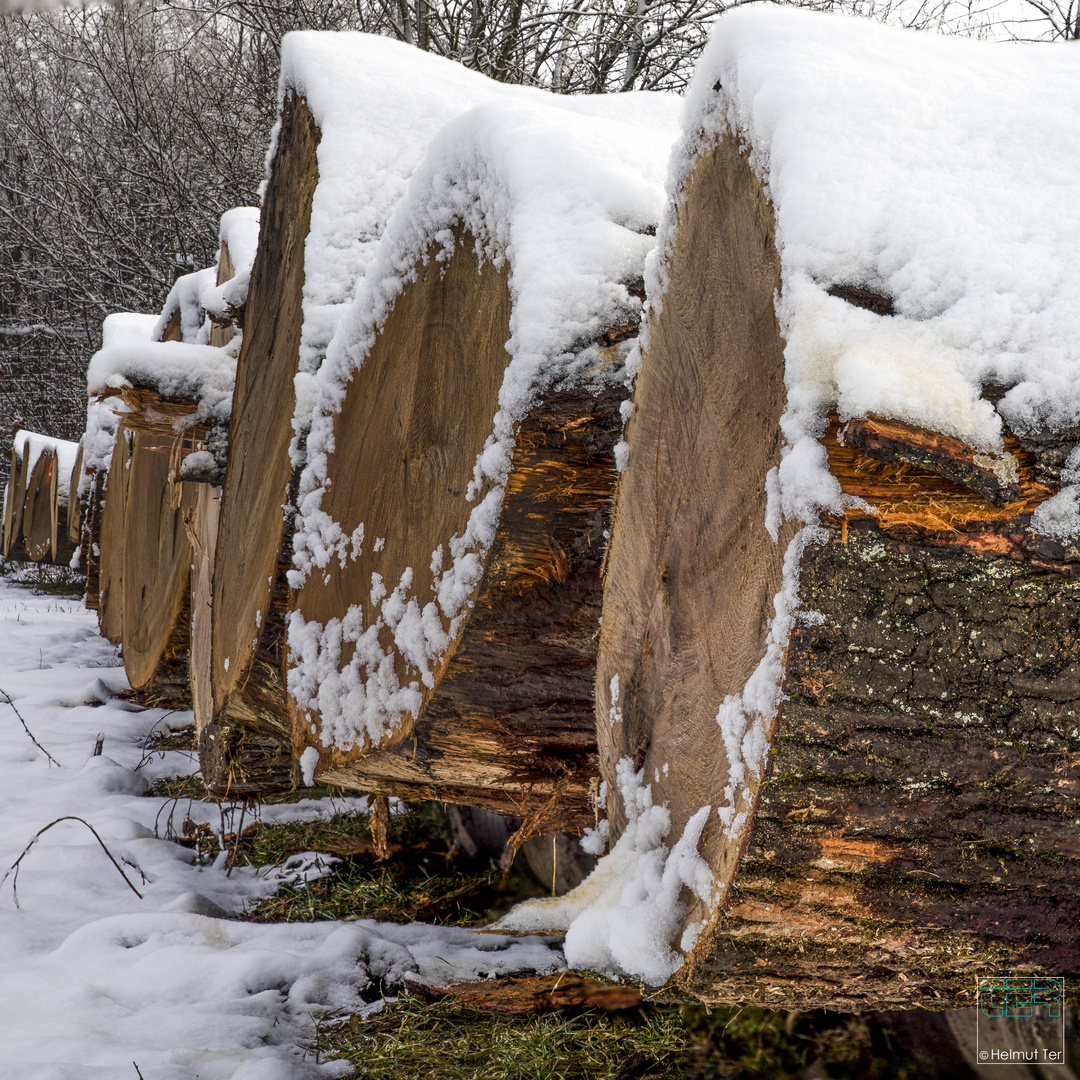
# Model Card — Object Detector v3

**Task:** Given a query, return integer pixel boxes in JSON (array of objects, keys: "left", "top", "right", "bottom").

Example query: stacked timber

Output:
[
  {"left": 2, "top": 430, "right": 79, "bottom": 565},
  {"left": 496, "top": 7, "right": 1080, "bottom": 1011},
  {"left": 80, "top": 313, "right": 160, "bottom": 611},
  {"left": 85, "top": 209, "right": 257, "bottom": 705},
  {"left": 204, "top": 30, "right": 680, "bottom": 819},
  {"left": 203, "top": 34, "right": 533, "bottom": 797}
]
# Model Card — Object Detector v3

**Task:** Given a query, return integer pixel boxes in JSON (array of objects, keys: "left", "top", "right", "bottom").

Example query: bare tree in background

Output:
[{"left": 0, "top": 0, "right": 1075, "bottom": 462}]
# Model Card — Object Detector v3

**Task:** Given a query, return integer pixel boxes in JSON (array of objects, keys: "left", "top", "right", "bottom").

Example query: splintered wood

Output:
[{"left": 294, "top": 239, "right": 615, "bottom": 831}]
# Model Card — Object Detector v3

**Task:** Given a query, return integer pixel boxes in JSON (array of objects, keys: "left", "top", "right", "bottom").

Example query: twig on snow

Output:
[
  {"left": 0, "top": 684, "right": 61, "bottom": 767},
  {"left": 1, "top": 815, "right": 144, "bottom": 906}
]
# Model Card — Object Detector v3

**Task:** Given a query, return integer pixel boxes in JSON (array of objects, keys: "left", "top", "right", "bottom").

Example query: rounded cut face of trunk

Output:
[
  {"left": 211, "top": 92, "right": 320, "bottom": 714},
  {"left": 293, "top": 237, "right": 512, "bottom": 758},
  {"left": 121, "top": 433, "right": 192, "bottom": 690},
  {"left": 23, "top": 449, "right": 56, "bottom": 563},
  {"left": 595, "top": 134, "right": 792, "bottom": 949}
]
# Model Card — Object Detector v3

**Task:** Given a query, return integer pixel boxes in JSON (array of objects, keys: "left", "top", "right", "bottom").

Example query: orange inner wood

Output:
[{"left": 823, "top": 417, "right": 1054, "bottom": 534}]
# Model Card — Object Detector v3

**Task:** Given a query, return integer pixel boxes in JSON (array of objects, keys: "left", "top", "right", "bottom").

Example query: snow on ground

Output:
[{"left": 0, "top": 574, "right": 563, "bottom": 1079}]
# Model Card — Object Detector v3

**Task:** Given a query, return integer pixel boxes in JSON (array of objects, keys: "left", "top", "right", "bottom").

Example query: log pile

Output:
[
  {"left": 2, "top": 430, "right": 80, "bottom": 566},
  {"left": 202, "top": 36, "right": 671, "bottom": 808},
  {"left": 200, "top": 36, "right": 524, "bottom": 799},
  {"left": 85, "top": 214, "right": 254, "bottom": 705},
  {"left": 9, "top": 9, "right": 1077, "bottom": 1017}
]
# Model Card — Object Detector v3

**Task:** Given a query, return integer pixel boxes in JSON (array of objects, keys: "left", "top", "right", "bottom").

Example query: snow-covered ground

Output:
[{"left": 0, "top": 575, "right": 563, "bottom": 1079}]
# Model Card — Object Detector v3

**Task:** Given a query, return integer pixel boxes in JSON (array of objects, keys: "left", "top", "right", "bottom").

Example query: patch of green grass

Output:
[
  {"left": 316, "top": 995, "right": 692, "bottom": 1080},
  {"left": 315, "top": 997, "right": 951, "bottom": 1080},
  {"left": 150, "top": 772, "right": 209, "bottom": 802},
  {"left": 243, "top": 803, "right": 547, "bottom": 926}
]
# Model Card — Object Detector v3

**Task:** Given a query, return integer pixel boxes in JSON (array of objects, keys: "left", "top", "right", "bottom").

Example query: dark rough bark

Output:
[
  {"left": 318, "top": 383, "right": 619, "bottom": 829},
  {"left": 684, "top": 510, "right": 1080, "bottom": 1011},
  {"left": 82, "top": 470, "right": 105, "bottom": 610}
]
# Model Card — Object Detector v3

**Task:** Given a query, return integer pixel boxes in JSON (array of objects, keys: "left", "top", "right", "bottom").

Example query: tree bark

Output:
[
  {"left": 598, "top": 133, "right": 1080, "bottom": 1010},
  {"left": 680, "top": 424, "right": 1080, "bottom": 1010}
]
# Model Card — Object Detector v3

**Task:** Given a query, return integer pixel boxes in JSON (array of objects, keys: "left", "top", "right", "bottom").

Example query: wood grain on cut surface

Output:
[
  {"left": 97, "top": 432, "right": 130, "bottom": 645},
  {"left": 22, "top": 449, "right": 55, "bottom": 562},
  {"left": 313, "top": 383, "right": 619, "bottom": 826},
  {"left": 121, "top": 433, "right": 192, "bottom": 693},
  {"left": 596, "top": 135, "right": 792, "bottom": 940},
  {"left": 188, "top": 483, "right": 220, "bottom": 735},
  {"left": 293, "top": 238, "right": 512, "bottom": 755},
  {"left": 212, "top": 92, "right": 319, "bottom": 712},
  {"left": 209, "top": 240, "right": 236, "bottom": 348},
  {"left": 1, "top": 446, "right": 23, "bottom": 558}
]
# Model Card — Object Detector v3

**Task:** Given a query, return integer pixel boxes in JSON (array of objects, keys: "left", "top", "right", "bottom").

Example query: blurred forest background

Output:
[{"left": 1, "top": 0, "right": 1076, "bottom": 463}]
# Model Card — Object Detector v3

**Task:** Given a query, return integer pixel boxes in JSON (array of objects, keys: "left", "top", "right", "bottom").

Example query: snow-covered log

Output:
[
  {"left": 96, "top": 429, "right": 129, "bottom": 644},
  {"left": 2, "top": 431, "right": 79, "bottom": 564},
  {"left": 2, "top": 431, "right": 30, "bottom": 560},
  {"left": 499, "top": 7, "right": 1080, "bottom": 1009},
  {"left": 65, "top": 442, "right": 83, "bottom": 550},
  {"left": 207, "top": 32, "right": 679, "bottom": 807},
  {"left": 22, "top": 445, "right": 57, "bottom": 562},
  {"left": 85, "top": 214, "right": 251, "bottom": 704},
  {"left": 80, "top": 312, "right": 158, "bottom": 609},
  {"left": 205, "top": 33, "right": 671, "bottom": 799}
]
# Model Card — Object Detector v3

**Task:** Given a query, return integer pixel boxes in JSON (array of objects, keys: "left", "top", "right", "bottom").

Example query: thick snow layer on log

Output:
[
  {"left": 151, "top": 266, "right": 216, "bottom": 345},
  {"left": 287, "top": 85, "right": 678, "bottom": 751},
  {"left": 82, "top": 316, "right": 159, "bottom": 484},
  {"left": 275, "top": 32, "right": 674, "bottom": 375},
  {"left": 273, "top": 33, "right": 510, "bottom": 373},
  {"left": 87, "top": 341, "right": 237, "bottom": 429},
  {"left": 101, "top": 312, "right": 159, "bottom": 349},
  {"left": 150, "top": 207, "right": 259, "bottom": 341},
  {"left": 11, "top": 430, "right": 79, "bottom": 499},
  {"left": 204, "top": 207, "right": 261, "bottom": 319},
  {"left": 663, "top": 6, "right": 1080, "bottom": 524}
]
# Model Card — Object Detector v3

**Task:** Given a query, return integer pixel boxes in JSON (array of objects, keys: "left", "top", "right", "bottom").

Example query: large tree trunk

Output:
[
  {"left": 3, "top": 434, "right": 30, "bottom": 560},
  {"left": 205, "top": 93, "right": 623, "bottom": 820},
  {"left": 81, "top": 468, "right": 106, "bottom": 611},
  {"left": 288, "top": 229, "right": 635, "bottom": 833},
  {"left": 203, "top": 91, "right": 320, "bottom": 797},
  {"left": 596, "top": 135, "right": 1080, "bottom": 1010},
  {"left": 96, "top": 431, "right": 130, "bottom": 645},
  {"left": 65, "top": 443, "right": 83, "bottom": 550},
  {"left": 22, "top": 447, "right": 57, "bottom": 563},
  {"left": 119, "top": 431, "right": 193, "bottom": 706},
  {"left": 49, "top": 442, "right": 77, "bottom": 568},
  {"left": 188, "top": 481, "right": 220, "bottom": 736}
]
